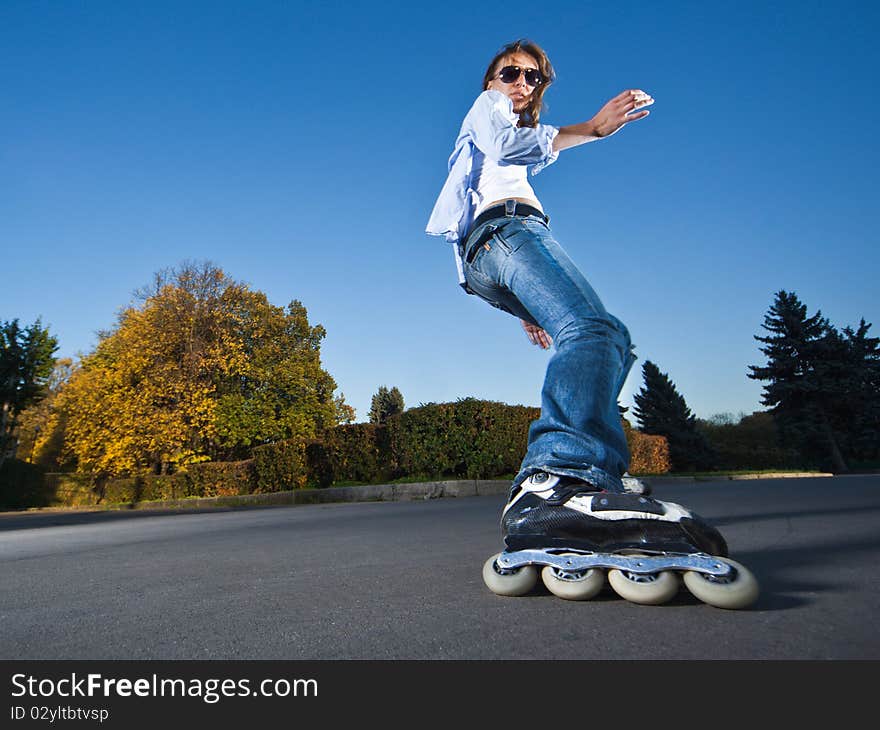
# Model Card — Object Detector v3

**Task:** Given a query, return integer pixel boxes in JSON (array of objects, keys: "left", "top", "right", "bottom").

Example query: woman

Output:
[
  {"left": 427, "top": 39, "right": 649, "bottom": 494},
  {"left": 426, "top": 41, "right": 756, "bottom": 606}
]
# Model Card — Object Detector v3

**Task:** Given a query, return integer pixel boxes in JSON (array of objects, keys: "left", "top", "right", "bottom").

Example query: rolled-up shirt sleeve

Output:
[{"left": 467, "top": 90, "right": 559, "bottom": 173}]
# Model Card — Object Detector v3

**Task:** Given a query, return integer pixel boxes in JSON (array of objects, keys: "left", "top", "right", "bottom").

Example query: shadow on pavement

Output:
[
  {"left": 732, "top": 533, "right": 880, "bottom": 612},
  {"left": 711, "top": 503, "right": 880, "bottom": 528},
  {"left": 0, "top": 504, "right": 278, "bottom": 532}
]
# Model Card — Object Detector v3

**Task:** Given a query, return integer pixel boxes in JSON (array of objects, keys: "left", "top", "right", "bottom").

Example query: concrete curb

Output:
[
  {"left": 642, "top": 472, "right": 834, "bottom": 483},
  {"left": 3, "top": 480, "right": 511, "bottom": 514},
  {"left": 1, "top": 472, "right": 837, "bottom": 515}
]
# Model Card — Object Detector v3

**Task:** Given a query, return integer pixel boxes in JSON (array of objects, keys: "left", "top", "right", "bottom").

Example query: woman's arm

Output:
[
  {"left": 553, "top": 89, "right": 654, "bottom": 152},
  {"left": 468, "top": 91, "right": 559, "bottom": 167}
]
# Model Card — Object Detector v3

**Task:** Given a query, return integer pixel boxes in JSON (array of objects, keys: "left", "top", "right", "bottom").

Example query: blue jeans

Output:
[{"left": 462, "top": 212, "right": 637, "bottom": 493}]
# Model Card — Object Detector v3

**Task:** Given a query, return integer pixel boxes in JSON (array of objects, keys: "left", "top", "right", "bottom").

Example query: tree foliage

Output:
[
  {"left": 748, "top": 290, "right": 878, "bottom": 471},
  {"left": 0, "top": 318, "right": 58, "bottom": 467},
  {"left": 695, "top": 411, "right": 802, "bottom": 471},
  {"left": 15, "top": 358, "right": 74, "bottom": 467},
  {"left": 56, "top": 262, "right": 347, "bottom": 476},
  {"left": 632, "top": 360, "right": 715, "bottom": 471},
  {"left": 836, "top": 319, "right": 880, "bottom": 461},
  {"left": 369, "top": 385, "right": 405, "bottom": 424}
]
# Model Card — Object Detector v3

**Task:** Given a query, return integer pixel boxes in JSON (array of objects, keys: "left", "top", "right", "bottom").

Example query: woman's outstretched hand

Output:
[
  {"left": 521, "top": 320, "right": 553, "bottom": 349},
  {"left": 591, "top": 89, "right": 654, "bottom": 138},
  {"left": 552, "top": 89, "right": 654, "bottom": 151}
]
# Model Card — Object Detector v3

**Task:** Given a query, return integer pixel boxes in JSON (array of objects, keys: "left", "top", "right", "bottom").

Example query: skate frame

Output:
[{"left": 497, "top": 550, "right": 734, "bottom": 577}]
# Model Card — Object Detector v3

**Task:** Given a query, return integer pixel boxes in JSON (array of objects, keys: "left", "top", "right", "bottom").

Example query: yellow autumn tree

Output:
[
  {"left": 56, "top": 262, "right": 344, "bottom": 477},
  {"left": 15, "top": 358, "right": 75, "bottom": 467}
]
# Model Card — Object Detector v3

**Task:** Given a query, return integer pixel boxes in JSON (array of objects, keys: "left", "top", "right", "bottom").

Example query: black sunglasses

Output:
[{"left": 496, "top": 65, "right": 543, "bottom": 86}]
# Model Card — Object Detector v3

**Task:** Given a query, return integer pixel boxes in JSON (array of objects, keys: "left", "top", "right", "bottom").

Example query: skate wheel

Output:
[
  {"left": 607, "top": 564, "right": 680, "bottom": 605},
  {"left": 541, "top": 558, "right": 605, "bottom": 601},
  {"left": 482, "top": 553, "right": 538, "bottom": 597},
  {"left": 682, "top": 557, "right": 759, "bottom": 609}
]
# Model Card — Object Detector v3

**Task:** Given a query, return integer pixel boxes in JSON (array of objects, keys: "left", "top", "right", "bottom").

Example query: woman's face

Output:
[{"left": 486, "top": 51, "right": 541, "bottom": 114}]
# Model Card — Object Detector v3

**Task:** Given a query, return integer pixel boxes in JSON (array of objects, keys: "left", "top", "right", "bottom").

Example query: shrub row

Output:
[
  {"left": 304, "top": 423, "right": 390, "bottom": 487},
  {"left": 623, "top": 418, "right": 672, "bottom": 474},
  {"left": 696, "top": 413, "right": 805, "bottom": 471},
  {"left": 100, "top": 461, "right": 259, "bottom": 502},
  {"left": 2, "top": 400, "right": 672, "bottom": 509},
  {"left": 387, "top": 398, "right": 537, "bottom": 480},
  {"left": 251, "top": 399, "right": 672, "bottom": 488}
]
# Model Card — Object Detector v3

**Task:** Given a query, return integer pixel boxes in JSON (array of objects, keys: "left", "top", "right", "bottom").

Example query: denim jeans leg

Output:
[{"left": 463, "top": 216, "right": 636, "bottom": 493}]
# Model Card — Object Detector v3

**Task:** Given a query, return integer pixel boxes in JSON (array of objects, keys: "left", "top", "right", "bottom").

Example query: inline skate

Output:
[{"left": 482, "top": 472, "right": 758, "bottom": 609}]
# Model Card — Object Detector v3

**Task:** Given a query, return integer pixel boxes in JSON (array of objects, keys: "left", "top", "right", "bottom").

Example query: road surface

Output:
[{"left": 1, "top": 475, "right": 878, "bottom": 659}]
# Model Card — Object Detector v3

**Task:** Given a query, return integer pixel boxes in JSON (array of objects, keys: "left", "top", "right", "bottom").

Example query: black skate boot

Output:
[
  {"left": 501, "top": 471, "right": 727, "bottom": 557},
  {"left": 483, "top": 471, "right": 758, "bottom": 609}
]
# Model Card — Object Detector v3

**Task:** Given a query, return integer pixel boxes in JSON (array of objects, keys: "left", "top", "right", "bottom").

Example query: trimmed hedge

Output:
[
  {"left": 627, "top": 431, "right": 672, "bottom": 474},
  {"left": 380, "top": 401, "right": 671, "bottom": 481},
  {"left": 187, "top": 461, "right": 257, "bottom": 497},
  {"left": 101, "top": 474, "right": 186, "bottom": 503},
  {"left": 0, "top": 461, "right": 102, "bottom": 509},
  {"left": 2, "top": 400, "right": 674, "bottom": 509},
  {"left": 97, "top": 402, "right": 673, "bottom": 497},
  {"left": 252, "top": 439, "right": 307, "bottom": 492},
  {"left": 386, "top": 398, "right": 537, "bottom": 480},
  {"left": 305, "top": 423, "right": 390, "bottom": 487},
  {"left": 98, "top": 462, "right": 257, "bottom": 503}
]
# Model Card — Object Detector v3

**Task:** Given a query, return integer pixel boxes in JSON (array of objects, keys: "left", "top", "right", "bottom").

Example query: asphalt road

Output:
[{"left": 1, "top": 475, "right": 878, "bottom": 659}]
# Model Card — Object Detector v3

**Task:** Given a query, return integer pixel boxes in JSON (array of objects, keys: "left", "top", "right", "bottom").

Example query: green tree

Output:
[
  {"left": 748, "top": 290, "right": 849, "bottom": 472},
  {"left": 826, "top": 319, "right": 880, "bottom": 465},
  {"left": 695, "top": 411, "right": 801, "bottom": 471},
  {"left": 334, "top": 393, "right": 357, "bottom": 425},
  {"left": 0, "top": 318, "right": 58, "bottom": 468},
  {"left": 57, "top": 261, "right": 348, "bottom": 476},
  {"left": 845, "top": 320, "right": 880, "bottom": 461},
  {"left": 632, "top": 360, "right": 715, "bottom": 471},
  {"left": 369, "top": 386, "right": 405, "bottom": 424}
]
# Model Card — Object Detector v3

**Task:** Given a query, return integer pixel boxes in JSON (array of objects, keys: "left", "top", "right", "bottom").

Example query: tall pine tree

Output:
[
  {"left": 832, "top": 320, "right": 880, "bottom": 464},
  {"left": 633, "top": 360, "right": 715, "bottom": 471},
  {"left": 369, "top": 386, "right": 405, "bottom": 424},
  {"left": 748, "top": 290, "right": 848, "bottom": 472}
]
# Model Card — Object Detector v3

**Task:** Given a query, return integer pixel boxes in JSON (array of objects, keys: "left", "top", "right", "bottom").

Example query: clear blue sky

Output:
[{"left": 3, "top": 1, "right": 877, "bottom": 424}]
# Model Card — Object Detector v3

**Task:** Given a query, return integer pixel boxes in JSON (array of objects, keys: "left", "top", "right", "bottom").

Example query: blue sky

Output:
[{"left": 2, "top": 0, "right": 877, "bottom": 424}]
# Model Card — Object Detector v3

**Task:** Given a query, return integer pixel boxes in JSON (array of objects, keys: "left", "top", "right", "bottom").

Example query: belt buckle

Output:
[{"left": 504, "top": 199, "right": 516, "bottom": 217}]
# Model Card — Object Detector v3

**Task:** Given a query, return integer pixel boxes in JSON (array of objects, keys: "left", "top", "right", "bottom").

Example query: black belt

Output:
[{"left": 469, "top": 202, "right": 548, "bottom": 236}]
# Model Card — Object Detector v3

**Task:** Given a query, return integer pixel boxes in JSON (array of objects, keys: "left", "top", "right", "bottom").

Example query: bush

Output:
[
  {"left": 626, "top": 430, "right": 672, "bottom": 474},
  {"left": 305, "top": 423, "right": 391, "bottom": 486},
  {"left": 0, "top": 459, "right": 53, "bottom": 509},
  {"left": 185, "top": 461, "right": 256, "bottom": 497},
  {"left": 386, "top": 398, "right": 537, "bottom": 480},
  {"left": 622, "top": 418, "right": 672, "bottom": 474},
  {"left": 315, "top": 401, "right": 672, "bottom": 484},
  {"left": 252, "top": 439, "right": 307, "bottom": 492},
  {"left": 0, "top": 401, "right": 677, "bottom": 510},
  {"left": 696, "top": 412, "right": 805, "bottom": 470},
  {"left": 98, "top": 464, "right": 255, "bottom": 504}
]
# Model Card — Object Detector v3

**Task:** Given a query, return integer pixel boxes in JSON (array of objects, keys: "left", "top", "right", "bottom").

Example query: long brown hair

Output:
[{"left": 482, "top": 39, "right": 555, "bottom": 128}]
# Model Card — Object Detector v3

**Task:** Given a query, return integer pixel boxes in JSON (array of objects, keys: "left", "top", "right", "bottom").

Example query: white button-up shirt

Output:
[{"left": 426, "top": 90, "right": 559, "bottom": 285}]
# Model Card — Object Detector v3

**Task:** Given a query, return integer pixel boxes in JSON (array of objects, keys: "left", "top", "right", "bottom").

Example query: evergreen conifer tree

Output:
[
  {"left": 369, "top": 386, "right": 405, "bottom": 424},
  {"left": 748, "top": 290, "right": 849, "bottom": 471},
  {"left": 835, "top": 320, "right": 880, "bottom": 463},
  {"left": 632, "top": 360, "right": 715, "bottom": 471}
]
